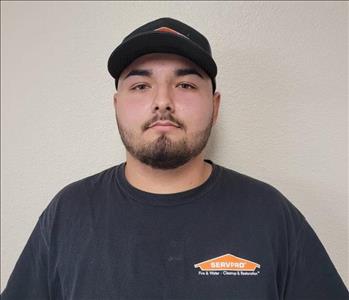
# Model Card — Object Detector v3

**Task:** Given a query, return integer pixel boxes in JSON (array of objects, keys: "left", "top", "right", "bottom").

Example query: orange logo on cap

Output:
[
  {"left": 154, "top": 27, "right": 186, "bottom": 38},
  {"left": 194, "top": 253, "right": 261, "bottom": 272}
]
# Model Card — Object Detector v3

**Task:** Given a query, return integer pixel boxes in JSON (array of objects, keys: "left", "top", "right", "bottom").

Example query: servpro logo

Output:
[{"left": 194, "top": 253, "right": 261, "bottom": 277}]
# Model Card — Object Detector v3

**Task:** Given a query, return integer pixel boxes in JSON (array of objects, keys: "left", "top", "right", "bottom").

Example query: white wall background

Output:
[{"left": 1, "top": 1, "right": 348, "bottom": 290}]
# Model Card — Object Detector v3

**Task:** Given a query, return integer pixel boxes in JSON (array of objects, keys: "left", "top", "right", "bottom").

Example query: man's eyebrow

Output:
[
  {"left": 124, "top": 69, "right": 153, "bottom": 79},
  {"left": 175, "top": 68, "right": 204, "bottom": 79}
]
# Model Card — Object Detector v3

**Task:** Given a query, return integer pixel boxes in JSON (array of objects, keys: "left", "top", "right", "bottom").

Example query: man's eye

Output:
[
  {"left": 131, "top": 84, "right": 149, "bottom": 91},
  {"left": 177, "top": 83, "right": 196, "bottom": 89}
]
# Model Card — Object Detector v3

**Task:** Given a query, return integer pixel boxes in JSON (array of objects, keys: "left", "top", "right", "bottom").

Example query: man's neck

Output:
[{"left": 124, "top": 153, "right": 212, "bottom": 194}]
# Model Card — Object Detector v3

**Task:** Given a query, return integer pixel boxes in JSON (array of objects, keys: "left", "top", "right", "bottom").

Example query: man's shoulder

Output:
[
  {"left": 218, "top": 163, "right": 284, "bottom": 197},
  {"left": 40, "top": 164, "right": 119, "bottom": 218},
  {"left": 55, "top": 164, "right": 117, "bottom": 199},
  {"left": 216, "top": 163, "right": 304, "bottom": 223}
]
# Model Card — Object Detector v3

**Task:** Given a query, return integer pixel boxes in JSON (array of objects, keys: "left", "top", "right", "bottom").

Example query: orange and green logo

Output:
[{"left": 194, "top": 253, "right": 261, "bottom": 272}]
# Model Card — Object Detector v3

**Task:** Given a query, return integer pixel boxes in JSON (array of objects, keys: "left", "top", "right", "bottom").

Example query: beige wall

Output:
[{"left": 1, "top": 1, "right": 348, "bottom": 290}]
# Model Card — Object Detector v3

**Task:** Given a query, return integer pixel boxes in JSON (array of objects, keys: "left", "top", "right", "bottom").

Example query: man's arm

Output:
[
  {"left": 284, "top": 220, "right": 349, "bottom": 299},
  {"left": 2, "top": 218, "right": 52, "bottom": 300}
]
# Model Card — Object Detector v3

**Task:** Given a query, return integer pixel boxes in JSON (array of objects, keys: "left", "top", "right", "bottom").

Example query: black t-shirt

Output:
[{"left": 2, "top": 160, "right": 348, "bottom": 300}]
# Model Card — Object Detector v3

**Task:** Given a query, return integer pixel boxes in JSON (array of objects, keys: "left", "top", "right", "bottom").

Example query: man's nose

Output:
[{"left": 151, "top": 85, "right": 175, "bottom": 114}]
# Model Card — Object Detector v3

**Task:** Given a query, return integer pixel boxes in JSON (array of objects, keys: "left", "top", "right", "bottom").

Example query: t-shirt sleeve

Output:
[
  {"left": 284, "top": 219, "right": 349, "bottom": 300},
  {"left": 1, "top": 217, "right": 51, "bottom": 300}
]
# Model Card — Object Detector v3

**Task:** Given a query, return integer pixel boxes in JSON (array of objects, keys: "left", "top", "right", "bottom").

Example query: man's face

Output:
[{"left": 114, "top": 53, "right": 220, "bottom": 169}]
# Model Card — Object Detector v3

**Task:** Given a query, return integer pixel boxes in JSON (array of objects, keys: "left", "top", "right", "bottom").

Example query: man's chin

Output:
[
  {"left": 138, "top": 153, "right": 192, "bottom": 170},
  {"left": 145, "top": 131, "right": 180, "bottom": 142},
  {"left": 130, "top": 139, "right": 193, "bottom": 169}
]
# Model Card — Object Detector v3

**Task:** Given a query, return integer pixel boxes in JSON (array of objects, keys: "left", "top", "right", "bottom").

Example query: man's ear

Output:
[
  {"left": 212, "top": 91, "right": 221, "bottom": 125},
  {"left": 113, "top": 92, "right": 118, "bottom": 109}
]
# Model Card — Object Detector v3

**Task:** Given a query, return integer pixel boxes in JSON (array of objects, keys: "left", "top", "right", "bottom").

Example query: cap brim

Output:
[{"left": 107, "top": 32, "right": 217, "bottom": 83}]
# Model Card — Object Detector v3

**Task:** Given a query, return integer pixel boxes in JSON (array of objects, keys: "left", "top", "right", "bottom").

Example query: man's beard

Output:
[{"left": 115, "top": 114, "right": 213, "bottom": 170}]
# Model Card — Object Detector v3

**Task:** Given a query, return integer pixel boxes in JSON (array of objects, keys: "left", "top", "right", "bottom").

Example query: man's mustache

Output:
[{"left": 142, "top": 114, "right": 185, "bottom": 131}]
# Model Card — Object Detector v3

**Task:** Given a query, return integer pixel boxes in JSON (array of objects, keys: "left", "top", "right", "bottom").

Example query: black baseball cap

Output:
[{"left": 107, "top": 17, "right": 217, "bottom": 91}]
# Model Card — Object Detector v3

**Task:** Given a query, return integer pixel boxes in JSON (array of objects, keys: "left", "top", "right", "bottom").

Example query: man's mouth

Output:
[{"left": 148, "top": 121, "right": 180, "bottom": 128}]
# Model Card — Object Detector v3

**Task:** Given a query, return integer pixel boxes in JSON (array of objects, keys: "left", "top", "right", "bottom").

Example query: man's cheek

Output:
[
  {"left": 118, "top": 103, "right": 146, "bottom": 124},
  {"left": 187, "top": 110, "right": 212, "bottom": 128}
]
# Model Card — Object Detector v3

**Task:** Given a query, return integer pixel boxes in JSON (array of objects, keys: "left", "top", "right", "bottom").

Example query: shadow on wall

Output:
[{"left": 206, "top": 48, "right": 296, "bottom": 164}]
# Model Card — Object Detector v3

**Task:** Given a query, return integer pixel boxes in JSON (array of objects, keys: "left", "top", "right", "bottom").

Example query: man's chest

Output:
[{"left": 53, "top": 213, "right": 283, "bottom": 300}]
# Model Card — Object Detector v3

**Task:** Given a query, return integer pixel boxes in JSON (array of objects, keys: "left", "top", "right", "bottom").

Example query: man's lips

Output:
[{"left": 148, "top": 121, "right": 180, "bottom": 128}]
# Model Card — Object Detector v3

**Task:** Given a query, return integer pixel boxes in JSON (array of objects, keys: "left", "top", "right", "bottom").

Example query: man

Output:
[{"left": 2, "top": 17, "right": 348, "bottom": 300}]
